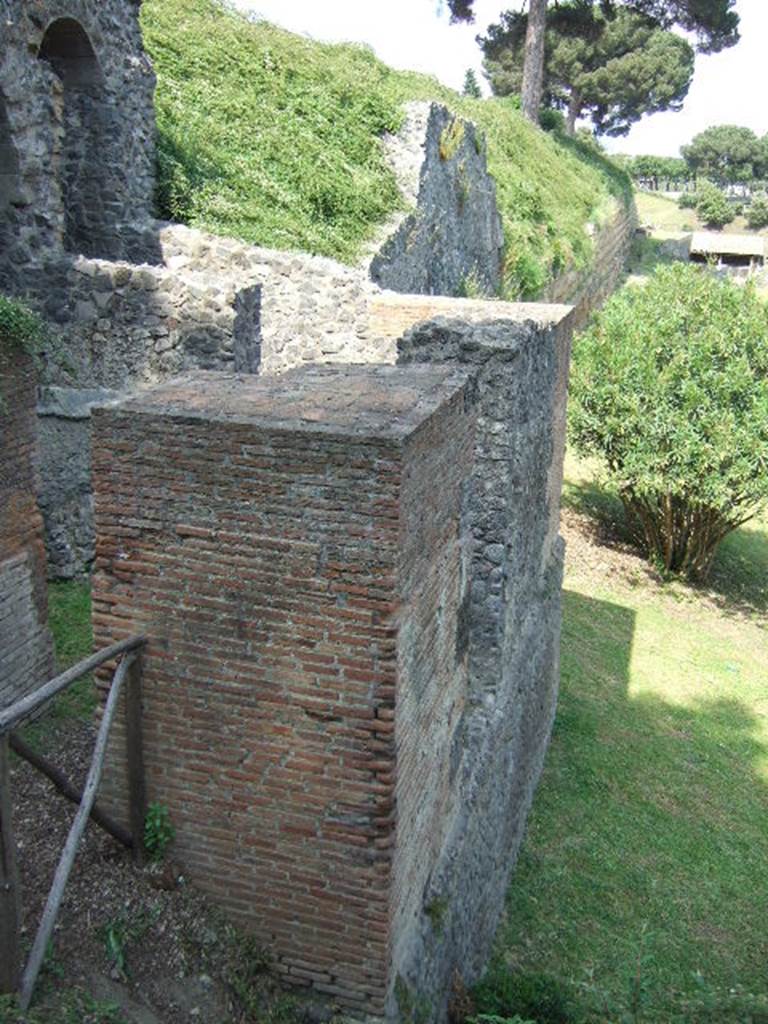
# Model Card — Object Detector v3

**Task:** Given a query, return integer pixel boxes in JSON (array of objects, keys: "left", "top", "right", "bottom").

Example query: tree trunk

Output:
[
  {"left": 565, "top": 92, "right": 581, "bottom": 135},
  {"left": 521, "top": 0, "right": 547, "bottom": 124}
]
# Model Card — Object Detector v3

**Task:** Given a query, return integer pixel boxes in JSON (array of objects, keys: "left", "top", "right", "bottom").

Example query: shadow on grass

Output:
[
  {"left": 707, "top": 522, "right": 768, "bottom": 617},
  {"left": 563, "top": 470, "right": 768, "bottom": 618},
  {"left": 492, "top": 590, "right": 768, "bottom": 1024},
  {"left": 561, "top": 472, "right": 635, "bottom": 548}
]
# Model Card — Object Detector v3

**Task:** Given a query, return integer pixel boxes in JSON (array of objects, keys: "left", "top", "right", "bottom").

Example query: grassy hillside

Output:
[{"left": 140, "top": 0, "right": 630, "bottom": 298}]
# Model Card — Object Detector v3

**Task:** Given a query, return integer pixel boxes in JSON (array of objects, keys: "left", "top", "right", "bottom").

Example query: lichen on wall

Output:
[{"left": 367, "top": 103, "right": 504, "bottom": 298}]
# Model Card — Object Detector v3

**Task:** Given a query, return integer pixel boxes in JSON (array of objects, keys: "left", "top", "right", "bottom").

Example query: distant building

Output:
[{"left": 689, "top": 231, "right": 765, "bottom": 270}]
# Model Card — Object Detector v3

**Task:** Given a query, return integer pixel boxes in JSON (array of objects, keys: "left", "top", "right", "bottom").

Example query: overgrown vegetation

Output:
[
  {"left": 140, "top": 0, "right": 630, "bottom": 298},
  {"left": 569, "top": 263, "right": 768, "bottom": 578},
  {"left": 0, "top": 294, "right": 47, "bottom": 358}
]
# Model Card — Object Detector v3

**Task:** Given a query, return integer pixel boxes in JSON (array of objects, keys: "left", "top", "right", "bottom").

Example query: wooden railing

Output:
[{"left": 0, "top": 635, "right": 147, "bottom": 1012}]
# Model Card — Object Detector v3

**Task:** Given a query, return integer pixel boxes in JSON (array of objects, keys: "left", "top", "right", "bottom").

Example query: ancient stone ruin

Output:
[{"left": 1, "top": 0, "right": 583, "bottom": 1019}]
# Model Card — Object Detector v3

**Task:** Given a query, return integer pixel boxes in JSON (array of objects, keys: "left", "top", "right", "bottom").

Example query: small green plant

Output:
[
  {"left": 144, "top": 801, "right": 175, "bottom": 861},
  {"left": 676, "top": 189, "right": 697, "bottom": 209},
  {"left": 424, "top": 896, "right": 449, "bottom": 935},
  {"left": 0, "top": 294, "right": 47, "bottom": 358},
  {"left": 98, "top": 906, "right": 159, "bottom": 980},
  {"left": 439, "top": 117, "right": 466, "bottom": 161},
  {"left": 0, "top": 989, "right": 128, "bottom": 1024},
  {"left": 467, "top": 1016, "right": 537, "bottom": 1024}
]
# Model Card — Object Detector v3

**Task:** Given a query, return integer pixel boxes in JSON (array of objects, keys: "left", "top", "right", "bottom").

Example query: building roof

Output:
[{"left": 690, "top": 232, "right": 765, "bottom": 258}]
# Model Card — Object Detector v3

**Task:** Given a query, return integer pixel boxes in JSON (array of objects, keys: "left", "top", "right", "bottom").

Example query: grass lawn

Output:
[
  {"left": 483, "top": 456, "right": 768, "bottom": 1023},
  {"left": 636, "top": 189, "right": 768, "bottom": 238}
]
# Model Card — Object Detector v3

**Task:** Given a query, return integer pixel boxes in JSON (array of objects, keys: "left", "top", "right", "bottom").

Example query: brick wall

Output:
[
  {"left": 0, "top": 346, "right": 54, "bottom": 706},
  {"left": 92, "top": 365, "right": 475, "bottom": 1017}
]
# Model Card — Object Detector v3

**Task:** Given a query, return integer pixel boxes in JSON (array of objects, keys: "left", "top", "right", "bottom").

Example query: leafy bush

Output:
[
  {"left": 569, "top": 262, "right": 768, "bottom": 578},
  {"left": 538, "top": 107, "right": 565, "bottom": 132},
  {"left": 694, "top": 182, "right": 733, "bottom": 228},
  {"left": 676, "top": 190, "right": 697, "bottom": 209},
  {"left": 472, "top": 964, "right": 583, "bottom": 1024},
  {"left": 746, "top": 192, "right": 768, "bottom": 229}
]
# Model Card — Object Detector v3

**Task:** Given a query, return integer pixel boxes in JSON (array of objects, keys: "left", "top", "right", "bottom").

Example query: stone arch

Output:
[
  {"left": 38, "top": 17, "right": 111, "bottom": 256},
  {"left": 0, "top": 94, "right": 20, "bottom": 215}
]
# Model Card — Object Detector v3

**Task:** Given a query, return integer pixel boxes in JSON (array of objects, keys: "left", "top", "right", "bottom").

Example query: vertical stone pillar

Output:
[{"left": 92, "top": 365, "right": 475, "bottom": 1018}]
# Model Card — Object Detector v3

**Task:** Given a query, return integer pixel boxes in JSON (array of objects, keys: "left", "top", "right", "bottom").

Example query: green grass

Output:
[
  {"left": 490, "top": 458, "right": 768, "bottom": 1023},
  {"left": 140, "top": 0, "right": 630, "bottom": 298},
  {"left": 20, "top": 581, "right": 95, "bottom": 747},
  {"left": 636, "top": 189, "right": 768, "bottom": 238}
]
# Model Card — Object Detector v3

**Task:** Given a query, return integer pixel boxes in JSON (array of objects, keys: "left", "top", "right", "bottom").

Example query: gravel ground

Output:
[{"left": 6, "top": 715, "right": 320, "bottom": 1024}]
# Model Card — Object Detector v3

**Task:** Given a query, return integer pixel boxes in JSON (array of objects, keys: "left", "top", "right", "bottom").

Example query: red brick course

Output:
[
  {"left": 93, "top": 366, "right": 475, "bottom": 1016},
  {"left": 0, "top": 345, "right": 54, "bottom": 706}
]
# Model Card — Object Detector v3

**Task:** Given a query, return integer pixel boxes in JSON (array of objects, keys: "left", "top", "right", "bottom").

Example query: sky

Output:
[{"left": 231, "top": 0, "right": 767, "bottom": 158}]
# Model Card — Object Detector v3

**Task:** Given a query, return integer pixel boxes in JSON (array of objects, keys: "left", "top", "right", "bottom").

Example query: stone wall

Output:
[
  {"left": 91, "top": 294, "right": 573, "bottom": 1021},
  {"left": 540, "top": 197, "right": 638, "bottom": 328},
  {"left": 91, "top": 364, "right": 476, "bottom": 1019},
  {"left": 367, "top": 103, "right": 504, "bottom": 298},
  {"left": 0, "top": 0, "right": 158, "bottom": 286},
  {"left": 0, "top": 347, "right": 55, "bottom": 707}
]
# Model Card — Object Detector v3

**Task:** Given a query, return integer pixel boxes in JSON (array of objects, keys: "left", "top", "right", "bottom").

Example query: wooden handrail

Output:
[
  {"left": 0, "top": 635, "right": 146, "bottom": 735},
  {"left": 18, "top": 651, "right": 138, "bottom": 1012}
]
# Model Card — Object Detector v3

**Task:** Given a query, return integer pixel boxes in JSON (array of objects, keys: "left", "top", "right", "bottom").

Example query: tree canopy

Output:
[
  {"left": 480, "top": 4, "right": 694, "bottom": 136},
  {"left": 449, "top": 0, "right": 738, "bottom": 124},
  {"left": 682, "top": 125, "right": 768, "bottom": 186},
  {"left": 449, "top": 0, "right": 739, "bottom": 53}
]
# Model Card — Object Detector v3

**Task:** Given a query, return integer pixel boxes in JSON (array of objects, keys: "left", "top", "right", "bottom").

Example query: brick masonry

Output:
[
  {"left": 91, "top": 294, "right": 573, "bottom": 1021},
  {"left": 92, "top": 364, "right": 476, "bottom": 1018},
  {"left": 0, "top": 346, "right": 55, "bottom": 707}
]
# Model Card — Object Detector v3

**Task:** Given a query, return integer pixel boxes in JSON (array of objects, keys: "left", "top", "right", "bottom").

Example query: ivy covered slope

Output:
[{"left": 140, "top": 0, "right": 631, "bottom": 299}]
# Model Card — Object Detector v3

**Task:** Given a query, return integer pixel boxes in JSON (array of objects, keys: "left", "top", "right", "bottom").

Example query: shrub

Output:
[
  {"left": 746, "top": 192, "right": 768, "bottom": 229},
  {"left": 694, "top": 183, "right": 733, "bottom": 228},
  {"left": 538, "top": 108, "right": 565, "bottom": 132},
  {"left": 569, "top": 263, "right": 768, "bottom": 579},
  {"left": 677, "top": 190, "right": 697, "bottom": 209}
]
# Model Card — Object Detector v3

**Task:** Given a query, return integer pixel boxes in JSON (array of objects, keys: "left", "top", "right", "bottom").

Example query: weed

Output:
[
  {"left": 98, "top": 905, "right": 160, "bottom": 980},
  {"left": 0, "top": 989, "right": 128, "bottom": 1024},
  {"left": 144, "top": 802, "right": 175, "bottom": 861},
  {"left": 440, "top": 117, "right": 465, "bottom": 161},
  {"left": 425, "top": 896, "right": 450, "bottom": 936}
]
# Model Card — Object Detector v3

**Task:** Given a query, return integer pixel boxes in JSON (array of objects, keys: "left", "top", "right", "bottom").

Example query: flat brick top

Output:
[{"left": 107, "top": 365, "right": 472, "bottom": 440}]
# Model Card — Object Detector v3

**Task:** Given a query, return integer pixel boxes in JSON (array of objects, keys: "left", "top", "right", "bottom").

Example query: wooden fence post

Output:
[
  {"left": 126, "top": 652, "right": 146, "bottom": 865},
  {"left": 0, "top": 733, "right": 21, "bottom": 994}
]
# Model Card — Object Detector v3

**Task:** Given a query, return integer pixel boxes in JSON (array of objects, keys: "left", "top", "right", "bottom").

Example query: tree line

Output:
[{"left": 623, "top": 127, "right": 768, "bottom": 193}]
